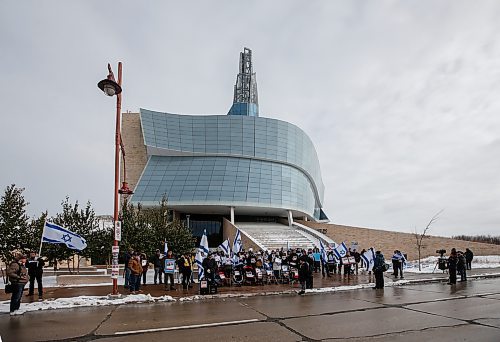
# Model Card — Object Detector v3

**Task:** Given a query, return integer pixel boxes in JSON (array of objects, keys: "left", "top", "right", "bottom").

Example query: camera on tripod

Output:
[
  {"left": 436, "top": 249, "right": 446, "bottom": 257},
  {"left": 436, "top": 249, "right": 447, "bottom": 270}
]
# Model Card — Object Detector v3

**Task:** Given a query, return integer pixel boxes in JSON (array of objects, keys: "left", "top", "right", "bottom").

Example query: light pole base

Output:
[{"left": 107, "top": 293, "right": 123, "bottom": 300}]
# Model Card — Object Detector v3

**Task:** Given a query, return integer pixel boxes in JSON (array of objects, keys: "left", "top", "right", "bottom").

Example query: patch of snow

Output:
[
  {"left": 404, "top": 255, "right": 500, "bottom": 273},
  {"left": 1, "top": 293, "right": 175, "bottom": 315}
]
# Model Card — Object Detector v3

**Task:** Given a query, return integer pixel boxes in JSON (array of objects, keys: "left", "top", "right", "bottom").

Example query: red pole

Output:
[{"left": 112, "top": 62, "right": 123, "bottom": 295}]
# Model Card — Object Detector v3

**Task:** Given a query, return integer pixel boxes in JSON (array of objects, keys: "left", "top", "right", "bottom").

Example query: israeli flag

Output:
[
  {"left": 164, "top": 241, "right": 168, "bottom": 254},
  {"left": 42, "top": 221, "right": 87, "bottom": 251},
  {"left": 361, "top": 248, "right": 376, "bottom": 271},
  {"left": 199, "top": 229, "right": 209, "bottom": 254},
  {"left": 232, "top": 229, "right": 243, "bottom": 254},
  {"left": 195, "top": 250, "right": 204, "bottom": 280},
  {"left": 319, "top": 240, "right": 328, "bottom": 263},
  {"left": 218, "top": 238, "right": 230, "bottom": 256},
  {"left": 333, "top": 242, "right": 348, "bottom": 259}
]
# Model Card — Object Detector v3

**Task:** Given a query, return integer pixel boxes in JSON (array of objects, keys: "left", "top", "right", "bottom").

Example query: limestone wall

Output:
[
  {"left": 299, "top": 221, "right": 500, "bottom": 260},
  {"left": 121, "top": 112, "right": 148, "bottom": 193}
]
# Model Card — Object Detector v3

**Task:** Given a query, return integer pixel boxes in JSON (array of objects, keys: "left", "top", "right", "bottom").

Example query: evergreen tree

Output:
[{"left": 0, "top": 184, "right": 30, "bottom": 263}]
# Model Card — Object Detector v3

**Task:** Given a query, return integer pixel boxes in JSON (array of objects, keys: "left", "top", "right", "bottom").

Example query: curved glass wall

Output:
[
  {"left": 132, "top": 109, "right": 326, "bottom": 219},
  {"left": 132, "top": 156, "right": 316, "bottom": 216}
]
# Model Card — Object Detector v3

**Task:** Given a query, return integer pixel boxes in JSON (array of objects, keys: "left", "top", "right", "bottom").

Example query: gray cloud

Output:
[{"left": 1, "top": 1, "right": 499, "bottom": 236}]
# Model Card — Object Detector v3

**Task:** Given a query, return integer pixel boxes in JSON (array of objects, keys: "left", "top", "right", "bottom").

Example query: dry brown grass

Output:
[{"left": 299, "top": 221, "right": 500, "bottom": 261}]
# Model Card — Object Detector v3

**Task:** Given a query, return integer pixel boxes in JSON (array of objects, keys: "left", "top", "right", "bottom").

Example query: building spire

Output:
[{"left": 228, "top": 47, "right": 259, "bottom": 116}]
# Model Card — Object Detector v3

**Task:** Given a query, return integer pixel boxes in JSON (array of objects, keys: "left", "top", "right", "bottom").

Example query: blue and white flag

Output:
[
  {"left": 361, "top": 248, "right": 376, "bottom": 271},
  {"left": 333, "top": 242, "right": 348, "bottom": 259},
  {"left": 319, "top": 240, "right": 328, "bottom": 263},
  {"left": 195, "top": 250, "right": 204, "bottom": 280},
  {"left": 42, "top": 221, "right": 87, "bottom": 251},
  {"left": 218, "top": 238, "right": 230, "bottom": 256},
  {"left": 195, "top": 229, "right": 209, "bottom": 280},
  {"left": 232, "top": 229, "right": 243, "bottom": 254},
  {"left": 164, "top": 241, "right": 168, "bottom": 254},
  {"left": 199, "top": 229, "right": 209, "bottom": 254}
]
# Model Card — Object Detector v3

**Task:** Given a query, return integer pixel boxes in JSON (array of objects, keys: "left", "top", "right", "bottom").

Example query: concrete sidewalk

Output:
[{"left": 2, "top": 267, "right": 499, "bottom": 303}]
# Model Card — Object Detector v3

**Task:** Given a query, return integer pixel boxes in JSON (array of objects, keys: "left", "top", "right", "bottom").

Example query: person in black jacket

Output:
[
  {"left": 26, "top": 251, "right": 45, "bottom": 299},
  {"left": 457, "top": 251, "right": 467, "bottom": 282},
  {"left": 373, "top": 251, "right": 385, "bottom": 289},
  {"left": 297, "top": 258, "right": 308, "bottom": 295},
  {"left": 152, "top": 249, "right": 164, "bottom": 285},
  {"left": 202, "top": 253, "right": 217, "bottom": 284},
  {"left": 465, "top": 248, "right": 473, "bottom": 270},
  {"left": 448, "top": 248, "right": 458, "bottom": 285}
]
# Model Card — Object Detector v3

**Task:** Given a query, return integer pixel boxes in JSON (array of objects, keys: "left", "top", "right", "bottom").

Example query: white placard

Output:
[{"left": 114, "top": 221, "right": 122, "bottom": 241}]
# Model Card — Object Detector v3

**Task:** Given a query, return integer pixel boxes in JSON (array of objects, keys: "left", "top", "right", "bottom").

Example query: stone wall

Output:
[
  {"left": 121, "top": 112, "right": 147, "bottom": 193},
  {"left": 299, "top": 221, "right": 500, "bottom": 260},
  {"left": 223, "top": 218, "right": 261, "bottom": 252}
]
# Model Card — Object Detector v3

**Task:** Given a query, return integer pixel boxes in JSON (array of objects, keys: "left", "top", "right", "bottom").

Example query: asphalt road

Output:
[{"left": 1, "top": 278, "right": 500, "bottom": 341}]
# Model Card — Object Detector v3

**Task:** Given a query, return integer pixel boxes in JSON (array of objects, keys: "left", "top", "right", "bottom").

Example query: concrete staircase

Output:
[{"left": 236, "top": 222, "right": 318, "bottom": 251}]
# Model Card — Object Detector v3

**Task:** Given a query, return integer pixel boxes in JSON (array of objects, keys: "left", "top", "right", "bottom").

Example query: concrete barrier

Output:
[{"left": 56, "top": 275, "right": 111, "bottom": 286}]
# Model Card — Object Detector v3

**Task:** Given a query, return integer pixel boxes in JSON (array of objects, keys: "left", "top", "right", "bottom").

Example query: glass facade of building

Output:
[{"left": 131, "top": 109, "right": 326, "bottom": 220}]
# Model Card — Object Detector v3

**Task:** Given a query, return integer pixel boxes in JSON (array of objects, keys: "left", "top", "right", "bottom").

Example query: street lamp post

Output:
[{"left": 98, "top": 62, "right": 123, "bottom": 295}]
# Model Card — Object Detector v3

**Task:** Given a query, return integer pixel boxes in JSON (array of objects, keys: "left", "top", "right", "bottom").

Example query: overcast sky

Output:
[{"left": 1, "top": 1, "right": 499, "bottom": 237}]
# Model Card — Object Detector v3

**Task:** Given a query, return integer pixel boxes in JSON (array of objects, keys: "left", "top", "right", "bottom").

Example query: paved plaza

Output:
[{"left": 1, "top": 276, "right": 500, "bottom": 341}]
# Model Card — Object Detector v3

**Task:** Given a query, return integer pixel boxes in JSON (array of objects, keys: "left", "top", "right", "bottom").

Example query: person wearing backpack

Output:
[
  {"left": 6, "top": 253, "right": 29, "bottom": 315},
  {"left": 373, "top": 250, "right": 386, "bottom": 289}
]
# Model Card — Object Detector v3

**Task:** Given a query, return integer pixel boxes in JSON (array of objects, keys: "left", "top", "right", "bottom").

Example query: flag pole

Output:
[{"left": 38, "top": 219, "right": 47, "bottom": 257}]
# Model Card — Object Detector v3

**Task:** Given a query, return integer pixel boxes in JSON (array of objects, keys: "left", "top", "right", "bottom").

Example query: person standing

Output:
[
  {"left": 164, "top": 249, "right": 176, "bottom": 290},
  {"left": 177, "top": 252, "right": 193, "bottom": 289},
  {"left": 457, "top": 251, "right": 467, "bottom": 282},
  {"left": 448, "top": 248, "right": 458, "bottom": 285},
  {"left": 128, "top": 252, "right": 143, "bottom": 294},
  {"left": 465, "top": 248, "right": 474, "bottom": 270},
  {"left": 26, "top": 250, "right": 44, "bottom": 300},
  {"left": 124, "top": 248, "right": 134, "bottom": 290},
  {"left": 297, "top": 258, "right": 308, "bottom": 295},
  {"left": 140, "top": 253, "right": 149, "bottom": 285},
  {"left": 306, "top": 251, "right": 314, "bottom": 289},
  {"left": 152, "top": 249, "right": 164, "bottom": 285},
  {"left": 373, "top": 251, "right": 386, "bottom": 289},
  {"left": 391, "top": 250, "right": 405, "bottom": 279},
  {"left": 7, "top": 254, "right": 29, "bottom": 315},
  {"left": 353, "top": 249, "right": 361, "bottom": 275}
]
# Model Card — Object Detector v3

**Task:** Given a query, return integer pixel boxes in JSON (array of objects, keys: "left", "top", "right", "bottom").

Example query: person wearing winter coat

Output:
[
  {"left": 152, "top": 249, "right": 164, "bottom": 285},
  {"left": 128, "top": 253, "right": 143, "bottom": 294},
  {"left": 164, "top": 250, "right": 176, "bottom": 290},
  {"left": 373, "top": 251, "right": 386, "bottom": 289},
  {"left": 140, "top": 253, "right": 149, "bottom": 285},
  {"left": 177, "top": 253, "right": 193, "bottom": 289},
  {"left": 391, "top": 250, "right": 406, "bottom": 279},
  {"left": 465, "top": 248, "right": 474, "bottom": 270},
  {"left": 448, "top": 248, "right": 458, "bottom": 285},
  {"left": 297, "top": 258, "right": 309, "bottom": 295},
  {"left": 457, "top": 251, "right": 467, "bottom": 282},
  {"left": 7, "top": 253, "right": 29, "bottom": 314},
  {"left": 26, "top": 250, "right": 45, "bottom": 299},
  {"left": 202, "top": 253, "right": 217, "bottom": 284}
]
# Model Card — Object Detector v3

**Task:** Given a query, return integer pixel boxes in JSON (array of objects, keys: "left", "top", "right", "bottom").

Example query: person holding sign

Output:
[{"left": 164, "top": 250, "right": 176, "bottom": 290}]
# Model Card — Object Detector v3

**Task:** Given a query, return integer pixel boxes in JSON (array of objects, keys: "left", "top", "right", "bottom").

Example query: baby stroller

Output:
[
  {"left": 244, "top": 265, "right": 256, "bottom": 285},
  {"left": 290, "top": 267, "right": 299, "bottom": 285},
  {"left": 232, "top": 264, "right": 243, "bottom": 286},
  {"left": 281, "top": 265, "right": 290, "bottom": 284},
  {"left": 255, "top": 268, "right": 264, "bottom": 285}
]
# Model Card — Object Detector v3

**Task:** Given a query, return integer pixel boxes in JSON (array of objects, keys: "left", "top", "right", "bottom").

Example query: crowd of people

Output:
[
  {"left": 446, "top": 248, "right": 474, "bottom": 285},
  {"left": 121, "top": 246, "right": 395, "bottom": 294},
  {"left": 4, "top": 245, "right": 475, "bottom": 314}
]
